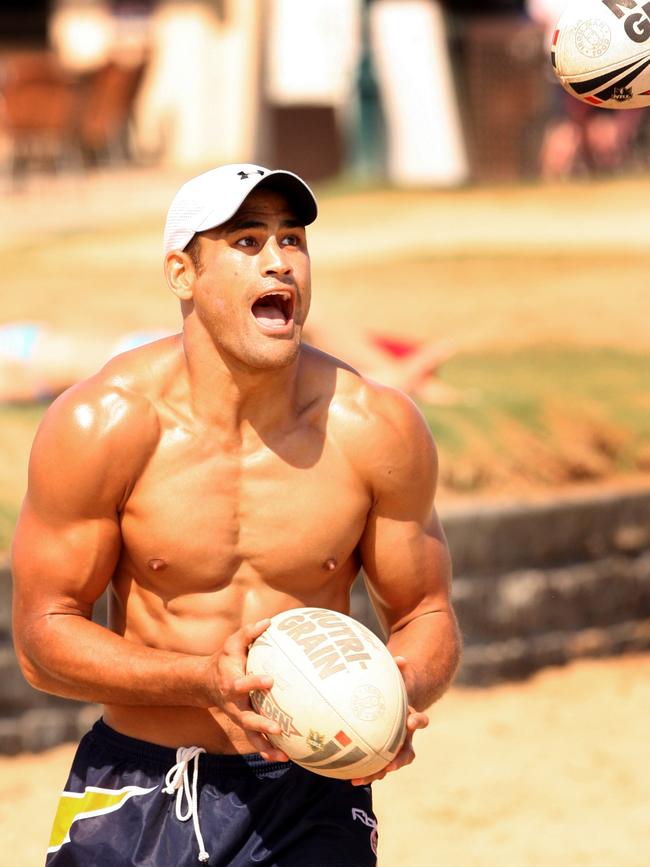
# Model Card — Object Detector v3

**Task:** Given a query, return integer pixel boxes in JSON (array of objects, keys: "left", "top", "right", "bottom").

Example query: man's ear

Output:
[{"left": 164, "top": 250, "right": 195, "bottom": 301}]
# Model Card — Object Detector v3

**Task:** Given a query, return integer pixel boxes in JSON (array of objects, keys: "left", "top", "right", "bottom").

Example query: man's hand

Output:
[
  {"left": 207, "top": 619, "right": 289, "bottom": 763},
  {"left": 350, "top": 655, "right": 429, "bottom": 787}
]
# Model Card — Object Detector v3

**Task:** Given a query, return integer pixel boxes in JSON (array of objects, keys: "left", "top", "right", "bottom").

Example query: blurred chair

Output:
[
  {"left": 76, "top": 60, "right": 146, "bottom": 165},
  {"left": 0, "top": 51, "right": 83, "bottom": 184},
  {"left": 0, "top": 53, "right": 146, "bottom": 184}
]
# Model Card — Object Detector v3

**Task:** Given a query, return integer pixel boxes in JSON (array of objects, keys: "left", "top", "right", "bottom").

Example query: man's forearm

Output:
[
  {"left": 387, "top": 609, "right": 462, "bottom": 710},
  {"left": 16, "top": 613, "right": 214, "bottom": 708}
]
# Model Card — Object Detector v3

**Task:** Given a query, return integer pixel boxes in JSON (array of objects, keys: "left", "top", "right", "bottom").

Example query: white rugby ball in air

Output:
[
  {"left": 246, "top": 607, "right": 408, "bottom": 779},
  {"left": 552, "top": 0, "right": 650, "bottom": 108}
]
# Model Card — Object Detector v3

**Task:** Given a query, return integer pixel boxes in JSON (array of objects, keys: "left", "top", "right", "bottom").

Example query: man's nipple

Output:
[
  {"left": 322, "top": 557, "right": 338, "bottom": 571},
  {"left": 147, "top": 558, "right": 168, "bottom": 571}
]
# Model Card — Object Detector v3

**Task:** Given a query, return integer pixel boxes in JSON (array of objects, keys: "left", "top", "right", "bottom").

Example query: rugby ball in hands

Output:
[
  {"left": 552, "top": 0, "right": 650, "bottom": 108},
  {"left": 246, "top": 607, "right": 408, "bottom": 779}
]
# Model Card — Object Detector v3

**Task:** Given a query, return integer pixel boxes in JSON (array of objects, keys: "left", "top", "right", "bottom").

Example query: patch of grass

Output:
[
  {"left": 419, "top": 346, "right": 650, "bottom": 492},
  {"left": 0, "top": 502, "right": 19, "bottom": 559}
]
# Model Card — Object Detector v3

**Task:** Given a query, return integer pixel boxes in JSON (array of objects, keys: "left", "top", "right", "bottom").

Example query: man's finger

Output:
[
  {"left": 232, "top": 672, "right": 273, "bottom": 694},
  {"left": 244, "top": 619, "right": 271, "bottom": 645},
  {"left": 238, "top": 708, "right": 284, "bottom": 737},
  {"left": 406, "top": 710, "right": 429, "bottom": 731},
  {"left": 224, "top": 619, "right": 271, "bottom": 656},
  {"left": 242, "top": 728, "right": 289, "bottom": 762}
]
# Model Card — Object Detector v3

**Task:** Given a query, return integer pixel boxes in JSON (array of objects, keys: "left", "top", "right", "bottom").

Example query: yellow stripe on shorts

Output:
[{"left": 48, "top": 784, "right": 157, "bottom": 852}]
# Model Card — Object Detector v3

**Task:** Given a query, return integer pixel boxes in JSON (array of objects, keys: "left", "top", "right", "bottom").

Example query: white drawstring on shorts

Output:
[{"left": 163, "top": 746, "right": 210, "bottom": 863}]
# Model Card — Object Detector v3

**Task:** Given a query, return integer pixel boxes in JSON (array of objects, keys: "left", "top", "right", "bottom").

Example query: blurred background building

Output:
[
  {"left": 0, "top": 0, "right": 555, "bottom": 187},
  {"left": 0, "top": 1, "right": 648, "bottom": 187}
]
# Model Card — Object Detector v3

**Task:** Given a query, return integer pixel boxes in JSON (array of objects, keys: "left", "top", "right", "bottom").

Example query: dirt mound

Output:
[{"left": 437, "top": 406, "right": 647, "bottom": 505}]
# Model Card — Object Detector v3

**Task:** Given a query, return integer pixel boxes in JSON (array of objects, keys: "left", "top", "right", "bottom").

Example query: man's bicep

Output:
[
  {"left": 357, "top": 390, "right": 453, "bottom": 632},
  {"left": 12, "top": 497, "right": 122, "bottom": 620},
  {"left": 12, "top": 390, "right": 129, "bottom": 621},
  {"left": 360, "top": 508, "right": 452, "bottom": 635}
]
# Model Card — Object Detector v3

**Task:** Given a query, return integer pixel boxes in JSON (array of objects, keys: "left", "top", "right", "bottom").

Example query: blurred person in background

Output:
[{"left": 527, "top": 0, "right": 644, "bottom": 178}]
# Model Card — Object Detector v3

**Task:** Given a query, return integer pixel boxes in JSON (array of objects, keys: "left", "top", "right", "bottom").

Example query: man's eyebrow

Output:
[
  {"left": 223, "top": 218, "right": 266, "bottom": 232},
  {"left": 222, "top": 216, "right": 304, "bottom": 232}
]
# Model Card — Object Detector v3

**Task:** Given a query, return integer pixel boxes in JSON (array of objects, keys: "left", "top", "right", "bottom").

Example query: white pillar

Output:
[
  {"left": 369, "top": 0, "right": 468, "bottom": 186},
  {"left": 133, "top": 1, "right": 261, "bottom": 168}
]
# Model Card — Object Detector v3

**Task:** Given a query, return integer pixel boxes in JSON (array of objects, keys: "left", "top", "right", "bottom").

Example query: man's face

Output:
[{"left": 189, "top": 188, "right": 311, "bottom": 370}]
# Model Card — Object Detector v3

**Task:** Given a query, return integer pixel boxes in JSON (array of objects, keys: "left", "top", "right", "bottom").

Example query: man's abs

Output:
[
  {"left": 103, "top": 704, "right": 253, "bottom": 753},
  {"left": 104, "top": 561, "right": 361, "bottom": 752}
]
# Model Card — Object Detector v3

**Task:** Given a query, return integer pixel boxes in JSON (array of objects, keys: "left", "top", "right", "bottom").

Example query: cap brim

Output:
[
  {"left": 195, "top": 169, "right": 317, "bottom": 235},
  {"left": 255, "top": 171, "right": 318, "bottom": 225}
]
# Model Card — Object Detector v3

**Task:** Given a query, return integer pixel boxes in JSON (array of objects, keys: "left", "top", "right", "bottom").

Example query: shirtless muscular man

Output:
[{"left": 12, "top": 164, "right": 461, "bottom": 866}]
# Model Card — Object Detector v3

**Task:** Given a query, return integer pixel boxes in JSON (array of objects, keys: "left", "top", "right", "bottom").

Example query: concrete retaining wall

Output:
[
  {"left": 2, "top": 486, "right": 650, "bottom": 753},
  {"left": 442, "top": 488, "right": 650, "bottom": 684}
]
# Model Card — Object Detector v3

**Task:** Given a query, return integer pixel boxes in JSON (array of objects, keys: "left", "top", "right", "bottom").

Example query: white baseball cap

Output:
[{"left": 163, "top": 163, "right": 318, "bottom": 256}]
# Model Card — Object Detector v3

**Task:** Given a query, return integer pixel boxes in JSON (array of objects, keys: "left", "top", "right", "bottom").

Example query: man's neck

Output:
[{"left": 179, "top": 330, "right": 303, "bottom": 437}]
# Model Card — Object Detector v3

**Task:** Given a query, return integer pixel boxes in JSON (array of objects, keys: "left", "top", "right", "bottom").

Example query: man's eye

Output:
[
  {"left": 281, "top": 235, "right": 299, "bottom": 247},
  {"left": 237, "top": 237, "right": 257, "bottom": 248}
]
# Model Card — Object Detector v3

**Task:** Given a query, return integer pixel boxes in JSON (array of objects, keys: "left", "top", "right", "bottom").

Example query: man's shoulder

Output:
[
  {"left": 100, "top": 331, "right": 182, "bottom": 391},
  {"left": 302, "top": 344, "right": 434, "bottom": 449},
  {"left": 34, "top": 336, "right": 181, "bottom": 458},
  {"left": 24, "top": 336, "right": 184, "bottom": 513},
  {"left": 304, "top": 348, "right": 439, "bottom": 505},
  {"left": 66, "top": 333, "right": 177, "bottom": 403}
]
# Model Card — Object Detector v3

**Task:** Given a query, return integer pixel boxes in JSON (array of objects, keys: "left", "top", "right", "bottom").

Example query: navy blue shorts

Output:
[{"left": 46, "top": 719, "right": 378, "bottom": 866}]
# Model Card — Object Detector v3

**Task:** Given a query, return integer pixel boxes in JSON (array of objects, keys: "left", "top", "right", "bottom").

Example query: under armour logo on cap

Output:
[{"left": 237, "top": 169, "right": 265, "bottom": 180}]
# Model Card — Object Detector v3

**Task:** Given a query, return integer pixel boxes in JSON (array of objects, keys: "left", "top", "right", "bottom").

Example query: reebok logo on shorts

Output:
[{"left": 352, "top": 807, "right": 378, "bottom": 856}]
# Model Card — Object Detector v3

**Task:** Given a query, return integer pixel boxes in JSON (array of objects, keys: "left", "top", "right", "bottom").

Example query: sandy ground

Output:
[{"left": 0, "top": 654, "right": 647, "bottom": 867}]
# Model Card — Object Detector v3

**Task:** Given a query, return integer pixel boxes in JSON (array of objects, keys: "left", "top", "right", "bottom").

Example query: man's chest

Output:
[{"left": 119, "top": 430, "right": 372, "bottom": 584}]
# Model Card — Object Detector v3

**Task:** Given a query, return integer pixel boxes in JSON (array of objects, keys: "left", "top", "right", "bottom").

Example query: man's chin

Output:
[{"left": 240, "top": 335, "right": 301, "bottom": 371}]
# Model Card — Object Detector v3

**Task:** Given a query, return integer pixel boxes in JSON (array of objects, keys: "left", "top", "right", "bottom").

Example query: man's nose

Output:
[{"left": 260, "top": 238, "right": 292, "bottom": 275}]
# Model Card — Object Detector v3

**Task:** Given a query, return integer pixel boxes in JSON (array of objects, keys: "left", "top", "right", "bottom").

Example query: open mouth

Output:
[{"left": 251, "top": 290, "right": 294, "bottom": 330}]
